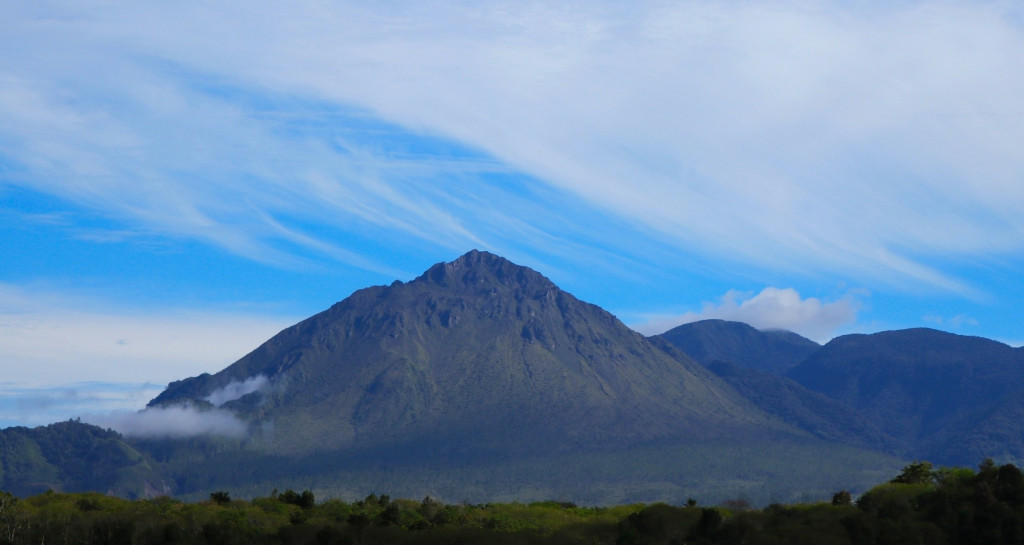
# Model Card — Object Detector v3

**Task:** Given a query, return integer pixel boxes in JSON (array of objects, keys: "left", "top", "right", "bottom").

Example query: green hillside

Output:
[
  {"left": 787, "top": 328, "right": 1024, "bottom": 465},
  {"left": 0, "top": 421, "right": 163, "bottom": 497}
]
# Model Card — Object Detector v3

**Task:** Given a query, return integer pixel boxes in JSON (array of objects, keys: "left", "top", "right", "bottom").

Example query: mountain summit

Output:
[{"left": 151, "top": 250, "right": 767, "bottom": 456}]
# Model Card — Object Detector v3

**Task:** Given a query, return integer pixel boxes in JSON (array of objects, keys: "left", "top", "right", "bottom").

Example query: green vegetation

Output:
[
  {"left": 1, "top": 460, "right": 1022, "bottom": 544},
  {"left": 786, "top": 328, "right": 1024, "bottom": 466},
  {"left": 0, "top": 420, "right": 902, "bottom": 506},
  {"left": 0, "top": 421, "right": 161, "bottom": 498},
  {"left": 129, "top": 435, "right": 902, "bottom": 506}
]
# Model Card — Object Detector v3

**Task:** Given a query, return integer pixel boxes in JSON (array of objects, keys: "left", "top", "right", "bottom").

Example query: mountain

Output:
[
  {"left": 138, "top": 251, "right": 898, "bottom": 503},
  {"left": 787, "top": 328, "right": 1024, "bottom": 465},
  {"left": 20, "top": 252, "right": 1024, "bottom": 502},
  {"left": 656, "top": 319, "right": 819, "bottom": 374},
  {"left": 0, "top": 421, "right": 164, "bottom": 497},
  {"left": 150, "top": 250, "right": 772, "bottom": 454},
  {"left": 652, "top": 321, "right": 895, "bottom": 453},
  {"left": 16, "top": 253, "right": 1024, "bottom": 503}
]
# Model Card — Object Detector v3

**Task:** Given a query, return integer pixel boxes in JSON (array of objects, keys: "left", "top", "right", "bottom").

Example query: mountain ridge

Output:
[
  {"left": 150, "top": 250, "right": 783, "bottom": 457},
  {"left": 655, "top": 319, "right": 820, "bottom": 374},
  {"left": 6, "top": 251, "right": 1020, "bottom": 503},
  {"left": 786, "top": 327, "right": 1024, "bottom": 465}
]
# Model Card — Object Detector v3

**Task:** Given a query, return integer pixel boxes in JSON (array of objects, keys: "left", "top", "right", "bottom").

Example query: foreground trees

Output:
[{"left": 1, "top": 460, "right": 1023, "bottom": 544}]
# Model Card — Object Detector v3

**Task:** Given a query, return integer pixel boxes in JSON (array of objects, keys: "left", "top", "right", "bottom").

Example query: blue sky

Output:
[{"left": 3, "top": 1, "right": 1024, "bottom": 428}]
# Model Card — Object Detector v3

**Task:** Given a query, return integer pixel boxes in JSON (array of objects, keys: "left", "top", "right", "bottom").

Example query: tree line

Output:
[{"left": 1, "top": 459, "right": 1022, "bottom": 544}]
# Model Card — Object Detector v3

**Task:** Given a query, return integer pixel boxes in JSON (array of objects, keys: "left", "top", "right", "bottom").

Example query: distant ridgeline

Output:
[
  {"left": 2, "top": 251, "right": 1023, "bottom": 504},
  {"left": 0, "top": 459, "right": 1022, "bottom": 545}
]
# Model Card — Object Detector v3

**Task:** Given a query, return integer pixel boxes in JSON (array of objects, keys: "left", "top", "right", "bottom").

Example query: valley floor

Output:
[{"left": 1, "top": 459, "right": 1021, "bottom": 545}]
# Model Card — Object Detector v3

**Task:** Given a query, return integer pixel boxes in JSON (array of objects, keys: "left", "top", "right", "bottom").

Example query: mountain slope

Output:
[
  {"left": 656, "top": 319, "right": 819, "bottom": 374},
  {"left": 151, "top": 251, "right": 775, "bottom": 456},
  {"left": 787, "top": 328, "right": 1024, "bottom": 465},
  {"left": 137, "top": 251, "right": 901, "bottom": 502},
  {"left": 703, "top": 360, "right": 897, "bottom": 452}
]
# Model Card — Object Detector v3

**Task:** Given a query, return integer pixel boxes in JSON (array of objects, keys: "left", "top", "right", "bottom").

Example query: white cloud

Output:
[
  {"left": 634, "top": 287, "right": 861, "bottom": 342},
  {"left": 2, "top": 1, "right": 1024, "bottom": 293},
  {"left": 0, "top": 283, "right": 296, "bottom": 386},
  {"left": 84, "top": 404, "right": 248, "bottom": 438},
  {"left": 0, "top": 284, "right": 294, "bottom": 429},
  {"left": 0, "top": 382, "right": 164, "bottom": 429},
  {"left": 205, "top": 375, "right": 269, "bottom": 407}
]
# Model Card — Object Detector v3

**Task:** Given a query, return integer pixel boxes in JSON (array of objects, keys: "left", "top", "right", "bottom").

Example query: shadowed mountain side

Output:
[
  {"left": 787, "top": 328, "right": 1024, "bottom": 465},
  {"left": 655, "top": 319, "right": 820, "bottom": 375},
  {"left": 703, "top": 360, "right": 898, "bottom": 453},
  {"left": 139, "top": 434, "right": 902, "bottom": 506},
  {"left": 150, "top": 251, "right": 782, "bottom": 457}
]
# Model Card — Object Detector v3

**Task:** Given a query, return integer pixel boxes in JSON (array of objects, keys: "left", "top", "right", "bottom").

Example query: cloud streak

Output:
[
  {"left": 3, "top": 1, "right": 1024, "bottom": 294},
  {"left": 84, "top": 404, "right": 249, "bottom": 439},
  {"left": 205, "top": 375, "right": 270, "bottom": 407}
]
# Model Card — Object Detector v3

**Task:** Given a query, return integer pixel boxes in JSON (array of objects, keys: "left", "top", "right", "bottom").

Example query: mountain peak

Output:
[
  {"left": 656, "top": 319, "right": 819, "bottom": 374},
  {"left": 148, "top": 249, "right": 766, "bottom": 457},
  {"left": 414, "top": 250, "right": 555, "bottom": 293}
]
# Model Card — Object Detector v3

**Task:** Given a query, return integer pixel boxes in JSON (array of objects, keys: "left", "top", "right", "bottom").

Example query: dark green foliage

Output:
[
  {"left": 616, "top": 503, "right": 699, "bottom": 544},
  {"left": 690, "top": 508, "right": 723, "bottom": 542},
  {"left": 0, "top": 461, "right": 1021, "bottom": 544},
  {"left": 892, "top": 461, "right": 935, "bottom": 485},
  {"left": 277, "top": 489, "right": 315, "bottom": 509},
  {"left": 831, "top": 490, "right": 852, "bottom": 506}
]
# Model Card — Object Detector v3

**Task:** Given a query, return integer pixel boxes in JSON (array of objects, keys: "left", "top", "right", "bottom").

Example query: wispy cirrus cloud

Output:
[{"left": 3, "top": 1, "right": 1024, "bottom": 295}]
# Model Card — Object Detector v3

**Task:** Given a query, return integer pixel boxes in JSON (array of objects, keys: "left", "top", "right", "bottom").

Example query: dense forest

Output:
[{"left": 1, "top": 459, "right": 1022, "bottom": 545}]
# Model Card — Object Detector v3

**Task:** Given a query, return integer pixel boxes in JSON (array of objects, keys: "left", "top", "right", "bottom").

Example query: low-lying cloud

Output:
[
  {"left": 83, "top": 375, "right": 275, "bottom": 438},
  {"left": 0, "top": 382, "right": 164, "bottom": 429},
  {"left": 634, "top": 287, "right": 861, "bottom": 343},
  {"left": 85, "top": 404, "right": 249, "bottom": 439},
  {"left": 205, "top": 375, "right": 269, "bottom": 407}
]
